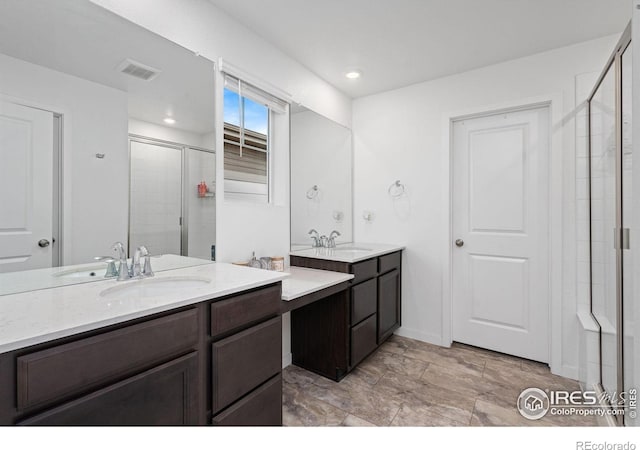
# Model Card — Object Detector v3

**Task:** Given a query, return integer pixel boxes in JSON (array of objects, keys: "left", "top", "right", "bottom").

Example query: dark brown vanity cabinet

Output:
[
  {"left": 290, "top": 250, "right": 402, "bottom": 380},
  {"left": 0, "top": 283, "right": 283, "bottom": 426}
]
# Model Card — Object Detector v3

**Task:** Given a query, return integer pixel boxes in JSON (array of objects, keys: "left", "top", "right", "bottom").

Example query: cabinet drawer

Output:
[
  {"left": 351, "top": 278, "right": 377, "bottom": 326},
  {"left": 212, "top": 316, "right": 281, "bottom": 413},
  {"left": 18, "top": 353, "right": 199, "bottom": 426},
  {"left": 17, "top": 308, "right": 198, "bottom": 411},
  {"left": 212, "top": 374, "right": 282, "bottom": 426},
  {"left": 210, "top": 284, "right": 281, "bottom": 337},
  {"left": 379, "top": 251, "right": 401, "bottom": 274},
  {"left": 350, "top": 258, "right": 377, "bottom": 284},
  {"left": 350, "top": 314, "right": 377, "bottom": 367}
]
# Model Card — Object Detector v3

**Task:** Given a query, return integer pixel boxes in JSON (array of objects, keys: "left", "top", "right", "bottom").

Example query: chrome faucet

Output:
[
  {"left": 328, "top": 230, "right": 341, "bottom": 248},
  {"left": 319, "top": 235, "right": 328, "bottom": 248},
  {"left": 308, "top": 229, "right": 320, "bottom": 248},
  {"left": 112, "top": 242, "right": 130, "bottom": 281}
]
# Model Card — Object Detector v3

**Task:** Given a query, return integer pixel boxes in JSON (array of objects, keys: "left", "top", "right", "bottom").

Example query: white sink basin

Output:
[
  {"left": 99, "top": 276, "right": 212, "bottom": 300},
  {"left": 53, "top": 266, "right": 106, "bottom": 278}
]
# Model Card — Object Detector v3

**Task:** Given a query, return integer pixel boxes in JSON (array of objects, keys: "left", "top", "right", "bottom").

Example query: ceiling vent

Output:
[{"left": 117, "top": 58, "right": 161, "bottom": 81}]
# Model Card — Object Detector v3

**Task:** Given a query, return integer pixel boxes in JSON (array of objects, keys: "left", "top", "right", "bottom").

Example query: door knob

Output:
[
  {"left": 455, "top": 239, "right": 464, "bottom": 247},
  {"left": 38, "top": 239, "right": 50, "bottom": 248}
]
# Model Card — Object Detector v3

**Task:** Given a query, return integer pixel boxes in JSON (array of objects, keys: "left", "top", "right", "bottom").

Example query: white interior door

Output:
[
  {"left": 129, "top": 140, "right": 182, "bottom": 256},
  {"left": 452, "top": 106, "right": 550, "bottom": 363},
  {"left": 0, "top": 101, "right": 54, "bottom": 273}
]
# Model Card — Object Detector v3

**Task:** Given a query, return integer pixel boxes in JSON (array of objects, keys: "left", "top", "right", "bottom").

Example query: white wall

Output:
[
  {"left": 291, "top": 110, "right": 353, "bottom": 246},
  {"left": 352, "top": 35, "right": 619, "bottom": 378},
  {"left": 0, "top": 53, "right": 129, "bottom": 265}
]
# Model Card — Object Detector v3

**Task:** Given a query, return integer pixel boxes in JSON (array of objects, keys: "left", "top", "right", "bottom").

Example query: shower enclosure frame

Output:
[{"left": 586, "top": 23, "right": 631, "bottom": 426}]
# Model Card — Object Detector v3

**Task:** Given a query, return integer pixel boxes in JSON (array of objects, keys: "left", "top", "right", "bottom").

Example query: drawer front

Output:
[
  {"left": 210, "top": 284, "right": 281, "bottom": 337},
  {"left": 350, "top": 314, "right": 377, "bottom": 367},
  {"left": 17, "top": 308, "right": 198, "bottom": 411},
  {"left": 379, "top": 251, "right": 401, "bottom": 274},
  {"left": 350, "top": 258, "right": 377, "bottom": 284},
  {"left": 351, "top": 278, "right": 377, "bottom": 326},
  {"left": 19, "top": 353, "right": 200, "bottom": 426},
  {"left": 212, "top": 374, "right": 282, "bottom": 426},
  {"left": 212, "top": 316, "right": 282, "bottom": 413}
]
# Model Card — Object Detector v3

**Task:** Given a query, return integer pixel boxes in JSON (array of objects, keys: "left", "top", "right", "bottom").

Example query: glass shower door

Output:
[
  {"left": 129, "top": 140, "right": 183, "bottom": 256},
  {"left": 621, "top": 44, "right": 635, "bottom": 426},
  {"left": 589, "top": 62, "right": 618, "bottom": 400}
]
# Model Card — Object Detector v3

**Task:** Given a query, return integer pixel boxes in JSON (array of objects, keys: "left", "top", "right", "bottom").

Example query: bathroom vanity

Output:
[
  {"left": 289, "top": 244, "right": 404, "bottom": 381},
  {"left": 0, "top": 263, "right": 287, "bottom": 426}
]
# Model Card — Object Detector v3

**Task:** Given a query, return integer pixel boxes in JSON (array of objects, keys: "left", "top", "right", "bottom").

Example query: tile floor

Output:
[{"left": 282, "top": 335, "right": 600, "bottom": 426}]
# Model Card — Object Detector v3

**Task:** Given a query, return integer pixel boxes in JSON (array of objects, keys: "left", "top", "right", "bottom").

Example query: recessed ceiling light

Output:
[
  {"left": 345, "top": 70, "right": 362, "bottom": 80},
  {"left": 163, "top": 117, "right": 176, "bottom": 125}
]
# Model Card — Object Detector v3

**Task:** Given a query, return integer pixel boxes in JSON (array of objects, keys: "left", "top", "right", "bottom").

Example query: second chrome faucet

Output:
[{"left": 308, "top": 229, "right": 341, "bottom": 248}]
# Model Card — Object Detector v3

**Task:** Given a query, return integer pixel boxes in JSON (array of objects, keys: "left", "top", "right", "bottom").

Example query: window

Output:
[{"left": 223, "top": 74, "right": 287, "bottom": 202}]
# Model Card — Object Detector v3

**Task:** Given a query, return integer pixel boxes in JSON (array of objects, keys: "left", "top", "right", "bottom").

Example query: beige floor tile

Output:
[
  {"left": 341, "top": 414, "right": 377, "bottom": 427},
  {"left": 303, "top": 377, "right": 402, "bottom": 426},
  {"left": 376, "top": 371, "right": 475, "bottom": 424},
  {"left": 283, "top": 384, "right": 348, "bottom": 426},
  {"left": 391, "top": 401, "right": 468, "bottom": 427},
  {"left": 366, "top": 349, "right": 429, "bottom": 380},
  {"left": 379, "top": 335, "right": 415, "bottom": 355}
]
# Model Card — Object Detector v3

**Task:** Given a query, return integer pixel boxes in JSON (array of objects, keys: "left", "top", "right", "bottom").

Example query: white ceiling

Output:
[
  {"left": 0, "top": 0, "right": 215, "bottom": 134},
  {"left": 208, "top": 0, "right": 630, "bottom": 98}
]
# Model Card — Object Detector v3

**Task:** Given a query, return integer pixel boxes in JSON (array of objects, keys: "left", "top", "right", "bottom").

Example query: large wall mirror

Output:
[
  {"left": 290, "top": 105, "right": 352, "bottom": 249},
  {"left": 0, "top": 0, "right": 216, "bottom": 295}
]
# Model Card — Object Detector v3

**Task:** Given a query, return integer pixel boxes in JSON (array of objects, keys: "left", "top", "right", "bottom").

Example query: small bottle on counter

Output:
[{"left": 271, "top": 256, "right": 284, "bottom": 272}]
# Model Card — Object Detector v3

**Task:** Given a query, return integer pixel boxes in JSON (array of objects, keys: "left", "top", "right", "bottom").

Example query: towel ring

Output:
[
  {"left": 306, "top": 185, "right": 319, "bottom": 199},
  {"left": 388, "top": 180, "right": 405, "bottom": 197}
]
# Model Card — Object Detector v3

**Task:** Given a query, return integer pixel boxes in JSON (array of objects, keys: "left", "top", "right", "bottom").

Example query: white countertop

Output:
[
  {"left": 0, "top": 262, "right": 288, "bottom": 355},
  {"left": 0, "top": 254, "right": 213, "bottom": 297},
  {"left": 289, "top": 242, "right": 405, "bottom": 263},
  {"left": 281, "top": 267, "right": 353, "bottom": 301}
]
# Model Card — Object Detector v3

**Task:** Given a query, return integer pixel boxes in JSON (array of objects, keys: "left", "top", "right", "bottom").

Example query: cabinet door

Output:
[
  {"left": 378, "top": 269, "right": 400, "bottom": 343},
  {"left": 18, "top": 353, "right": 199, "bottom": 426}
]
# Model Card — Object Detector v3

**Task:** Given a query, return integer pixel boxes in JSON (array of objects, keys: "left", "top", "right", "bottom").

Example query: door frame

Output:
[{"left": 441, "top": 94, "right": 565, "bottom": 376}]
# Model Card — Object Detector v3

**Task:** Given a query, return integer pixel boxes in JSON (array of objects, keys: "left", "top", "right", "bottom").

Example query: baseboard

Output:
[
  {"left": 394, "top": 327, "right": 443, "bottom": 347},
  {"left": 282, "top": 352, "right": 292, "bottom": 369}
]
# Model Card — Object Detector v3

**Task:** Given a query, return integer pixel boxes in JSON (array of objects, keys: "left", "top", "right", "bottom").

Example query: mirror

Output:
[
  {"left": 290, "top": 105, "right": 352, "bottom": 249},
  {"left": 0, "top": 0, "right": 216, "bottom": 295}
]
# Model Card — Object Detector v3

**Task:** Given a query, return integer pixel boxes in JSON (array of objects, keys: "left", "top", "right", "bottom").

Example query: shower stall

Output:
[{"left": 586, "top": 23, "right": 635, "bottom": 426}]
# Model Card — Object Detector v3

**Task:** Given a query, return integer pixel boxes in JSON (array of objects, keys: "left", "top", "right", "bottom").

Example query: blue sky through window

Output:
[{"left": 223, "top": 88, "right": 268, "bottom": 135}]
